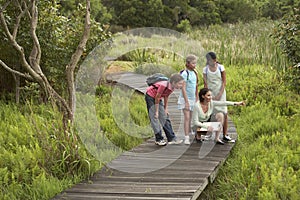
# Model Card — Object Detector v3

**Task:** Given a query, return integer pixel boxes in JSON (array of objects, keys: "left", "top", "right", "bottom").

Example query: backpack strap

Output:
[
  {"left": 205, "top": 65, "right": 222, "bottom": 79},
  {"left": 152, "top": 81, "right": 169, "bottom": 94},
  {"left": 181, "top": 69, "right": 198, "bottom": 83}
]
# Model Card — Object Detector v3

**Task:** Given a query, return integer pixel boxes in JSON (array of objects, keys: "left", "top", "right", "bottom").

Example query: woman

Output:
[
  {"left": 191, "top": 88, "right": 245, "bottom": 145},
  {"left": 145, "top": 73, "right": 184, "bottom": 146}
]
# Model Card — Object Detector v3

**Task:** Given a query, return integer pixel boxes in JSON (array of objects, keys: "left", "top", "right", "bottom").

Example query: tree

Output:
[
  {"left": 102, "top": 0, "right": 173, "bottom": 29},
  {"left": 0, "top": 0, "right": 91, "bottom": 127},
  {"left": 272, "top": 7, "right": 300, "bottom": 93},
  {"left": 59, "top": 0, "right": 112, "bottom": 24}
]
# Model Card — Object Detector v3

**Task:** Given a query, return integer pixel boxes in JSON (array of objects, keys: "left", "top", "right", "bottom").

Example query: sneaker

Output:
[
  {"left": 223, "top": 135, "right": 232, "bottom": 142},
  {"left": 155, "top": 139, "right": 167, "bottom": 146},
  {"left": 168, "top": 138, "right": 183, "bottom": 145},
  {"left": 184, "top": 137, "right": 190, "bottom": 145}
]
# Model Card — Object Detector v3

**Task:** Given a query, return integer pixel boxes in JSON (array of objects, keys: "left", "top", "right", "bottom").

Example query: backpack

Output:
[
  {"left": 146, "top": 73, "right": 169, "bottom": 86},
  {"left": 180, "top": 69, "right": 199, "bottom": 83}
]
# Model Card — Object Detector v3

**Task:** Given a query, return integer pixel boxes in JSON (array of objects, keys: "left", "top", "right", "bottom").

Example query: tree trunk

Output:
[{"left": 0, "top": 0, "right": 91, "bottom": 130}]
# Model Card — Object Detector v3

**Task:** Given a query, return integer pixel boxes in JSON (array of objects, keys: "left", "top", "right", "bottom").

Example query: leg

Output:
[
  {"left": 158, "top": 101, "right": 176, "bottom": 142},
  {"left": 183, "top": 109, "right": 191, "bottom": 137},
  {"left": 189, "top": 111, "right": 193, "bottom": 134},
  {"left": 145, "top": 95, "right": 164, "bottom": 142},
  {"left": 223, "top": 113, "right": 228, "bottom": 136},
  {"left": 215, "top": 112, "right": 224, "bottom": 144},
  {"left": 183, "top": 109, "right": 191, "bottom": 144}
]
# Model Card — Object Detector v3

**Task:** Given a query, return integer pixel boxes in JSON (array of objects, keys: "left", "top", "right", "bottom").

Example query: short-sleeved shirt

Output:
[
  {"left": 177, "top": 69, "right": 197, "bottom": 110},
  {"left": 146, "top": 81, "right": 173, "bottom": 100},
  {"left": 179, "top": 69, "right": 197, "bottom": 100}
]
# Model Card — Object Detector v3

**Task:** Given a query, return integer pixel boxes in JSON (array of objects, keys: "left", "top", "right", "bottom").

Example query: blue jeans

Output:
[{"left": 145, "top": 94, "right": 176, "bottom": 142}]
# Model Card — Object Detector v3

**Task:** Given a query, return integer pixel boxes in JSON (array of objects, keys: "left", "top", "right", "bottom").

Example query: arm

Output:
[
  {"left": 181, "top": 81, "right": 190, "bottom": 109},
  {"left": 213, "top": 100, "right": 245, "bottom": 106},
  {"left": 195, "top": 83, "right": 199, "bottom": 102},
  {"left": 195, "top": 71, "right": 199, "bottom": 102},
  {"left": 163, "top": 95, "right": 169, "bottom": 115},
  {"left": 203, "top": 67, "right": 208, "bottom": 88},
  {"left": 192, "top": 104, "right": 209, "bottom": 128},
  {"left": 203, "top": 73, "right": 208, "bottom": 88},
  {"left": 154, "top": 92, "right": 162, "bottom": 118},
  {"left": 215, "top": 70, "right": 226, "bottom": 100}
]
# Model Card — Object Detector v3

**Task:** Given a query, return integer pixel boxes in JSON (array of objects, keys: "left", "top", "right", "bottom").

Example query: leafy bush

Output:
[
  {"left": 176, "top": 19, "right": 192, "bottom": 33},
  {"left": 272, "top": 8, "right": 300, "bottom": 94}
]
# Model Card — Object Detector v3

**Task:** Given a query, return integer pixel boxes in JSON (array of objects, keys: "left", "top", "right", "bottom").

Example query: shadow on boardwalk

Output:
[{"left": 53, "top": 72, "right": 238, "bottom": 200}]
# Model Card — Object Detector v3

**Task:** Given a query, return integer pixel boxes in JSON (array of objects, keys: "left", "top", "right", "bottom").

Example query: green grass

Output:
[
  {"left": 1, "top": 20, "right": 299, "bottom": 199},
  {"left": 198, "top": 65, "right": 300, "bottom": 199}
]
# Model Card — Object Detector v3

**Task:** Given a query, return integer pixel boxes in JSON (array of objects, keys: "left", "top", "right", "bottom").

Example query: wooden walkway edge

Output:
[{"left": 53, "top": 72, "right": 238, "bottom": 200}]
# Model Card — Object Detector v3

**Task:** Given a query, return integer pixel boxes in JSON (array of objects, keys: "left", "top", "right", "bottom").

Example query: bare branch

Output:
[
  {"left": 0, "top": 59, "right": 33, "bottom": 80},
  {"left": 66, "top": 0, "right": 91, "bottom": 114},
  {"left": 28, "top": 0, "right": 41, "bottom": 71},
  {"left": 12, "top": 0, "right": 31, "bottom": 39},
  {"left": 0, "top": 0, "right": 12, "bottom": 13},
  {"left": 0, "top": 6, "right": 42, "bottom": 82},
  {"left": 67, "top": 1, "right": 91, "bottom": 70},
  {"left": 0, "top": 10, "right": 13, "bottom": 41}
]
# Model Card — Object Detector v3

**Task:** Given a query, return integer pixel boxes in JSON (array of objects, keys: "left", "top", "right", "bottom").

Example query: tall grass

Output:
[
  {"left": 190, "top": 20, "right": 290, "bottom": 70},
  {"left": 198, "top": 64, "right": 300, "bottom": 199},
  {"left": 0, "top": 102, "right": 90, "bottom": 200},
  {"left": 1, "top": 20, "right": 298, "bottom": 200}
]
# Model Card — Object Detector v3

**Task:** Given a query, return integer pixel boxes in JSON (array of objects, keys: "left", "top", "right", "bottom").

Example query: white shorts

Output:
[{"left": 177, "top": 97, "right": 195, "bottom": 111}]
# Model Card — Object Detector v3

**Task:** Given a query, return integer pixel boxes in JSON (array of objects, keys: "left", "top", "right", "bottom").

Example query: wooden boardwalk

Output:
[{"left": 53, "top": 72, "right": 238, "bottom": 200}]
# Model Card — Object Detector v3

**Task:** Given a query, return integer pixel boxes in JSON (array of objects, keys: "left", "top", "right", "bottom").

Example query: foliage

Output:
[
  {"left": 95, "top": 85, "right": 152, "bottom": 150},
  {"left": 59, "top": 0, "right": 112, "bottom": 24},
  {"left": 101, "top": 0, "right": 299, "bottom": 29},
  {"left": 199, "top": 64, "right": 300, "bottom": 200},
  {"left": 1, "top": 17, "right": 299, "bottom": 200},
  {"left": 37, "top": 1, "right": 110, "bottom": 94},
  {"left": 0, "top": 1, "right": 110, "bottom": 100},
  {"left": 176, "top": 19, "right": 192, "bottom": 33},
  {"left": 102, "top": 0, "right": 173, "bottom": 30},
  {"left": 0, "top": 101, "right": 100, "bottom": 200},
  {"left": 0, "top": 84, "right": 152, "bottom": 199},
  {"left": 217, "top": 0, "right": 257, "bottom": 23},
  {"left": 190, "top": 20, "right": 290, "bottom": 68},
  {"left": 272, "top": 8, "right": 300, "bottom": 65},
  {"left": 272, "top": 8, "right": 300, "bottom": 93}
]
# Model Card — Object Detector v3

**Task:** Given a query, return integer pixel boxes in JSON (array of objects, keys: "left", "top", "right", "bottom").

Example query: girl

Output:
[{"left": 203, "top": 52, "right": 232, "bottom": 142}]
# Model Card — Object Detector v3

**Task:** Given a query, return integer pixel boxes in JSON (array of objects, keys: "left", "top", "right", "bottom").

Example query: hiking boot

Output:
[
  {"left": 168, "top": 138, "right": 183, "bottom": 145},
  {"left": 155, "top": 139, "right": 167, "bottom": 146}
]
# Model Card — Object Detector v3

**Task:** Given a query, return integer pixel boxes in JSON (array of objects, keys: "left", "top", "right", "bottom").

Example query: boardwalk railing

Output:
[{"left": 53, "top": 72, "right": 238, "bottom": 200}]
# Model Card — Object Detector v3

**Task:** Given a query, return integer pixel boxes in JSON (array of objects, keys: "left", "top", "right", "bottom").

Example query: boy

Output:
[{"left": 178, "top": 54, "right": 199, "bottom": 145}]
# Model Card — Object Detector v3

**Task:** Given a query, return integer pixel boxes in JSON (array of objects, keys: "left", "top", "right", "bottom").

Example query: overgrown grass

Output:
[
  {"left": 1, "top": 20, "right": 299, "bottom": 199},
  {"left": 198, "top": 65, "right": 300, "bottom": 199},
  {"left": 0, "top": 102, "right": 93, "bottom": 200},
  {"left": 0, "top": 86, "right": 152, "bottom": 200},
  {"left": 95, "top": 85, "right": 152, "bottom": 150},
  {"left": 190, "top": 20, "right": 290, "bottom": 70}
]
